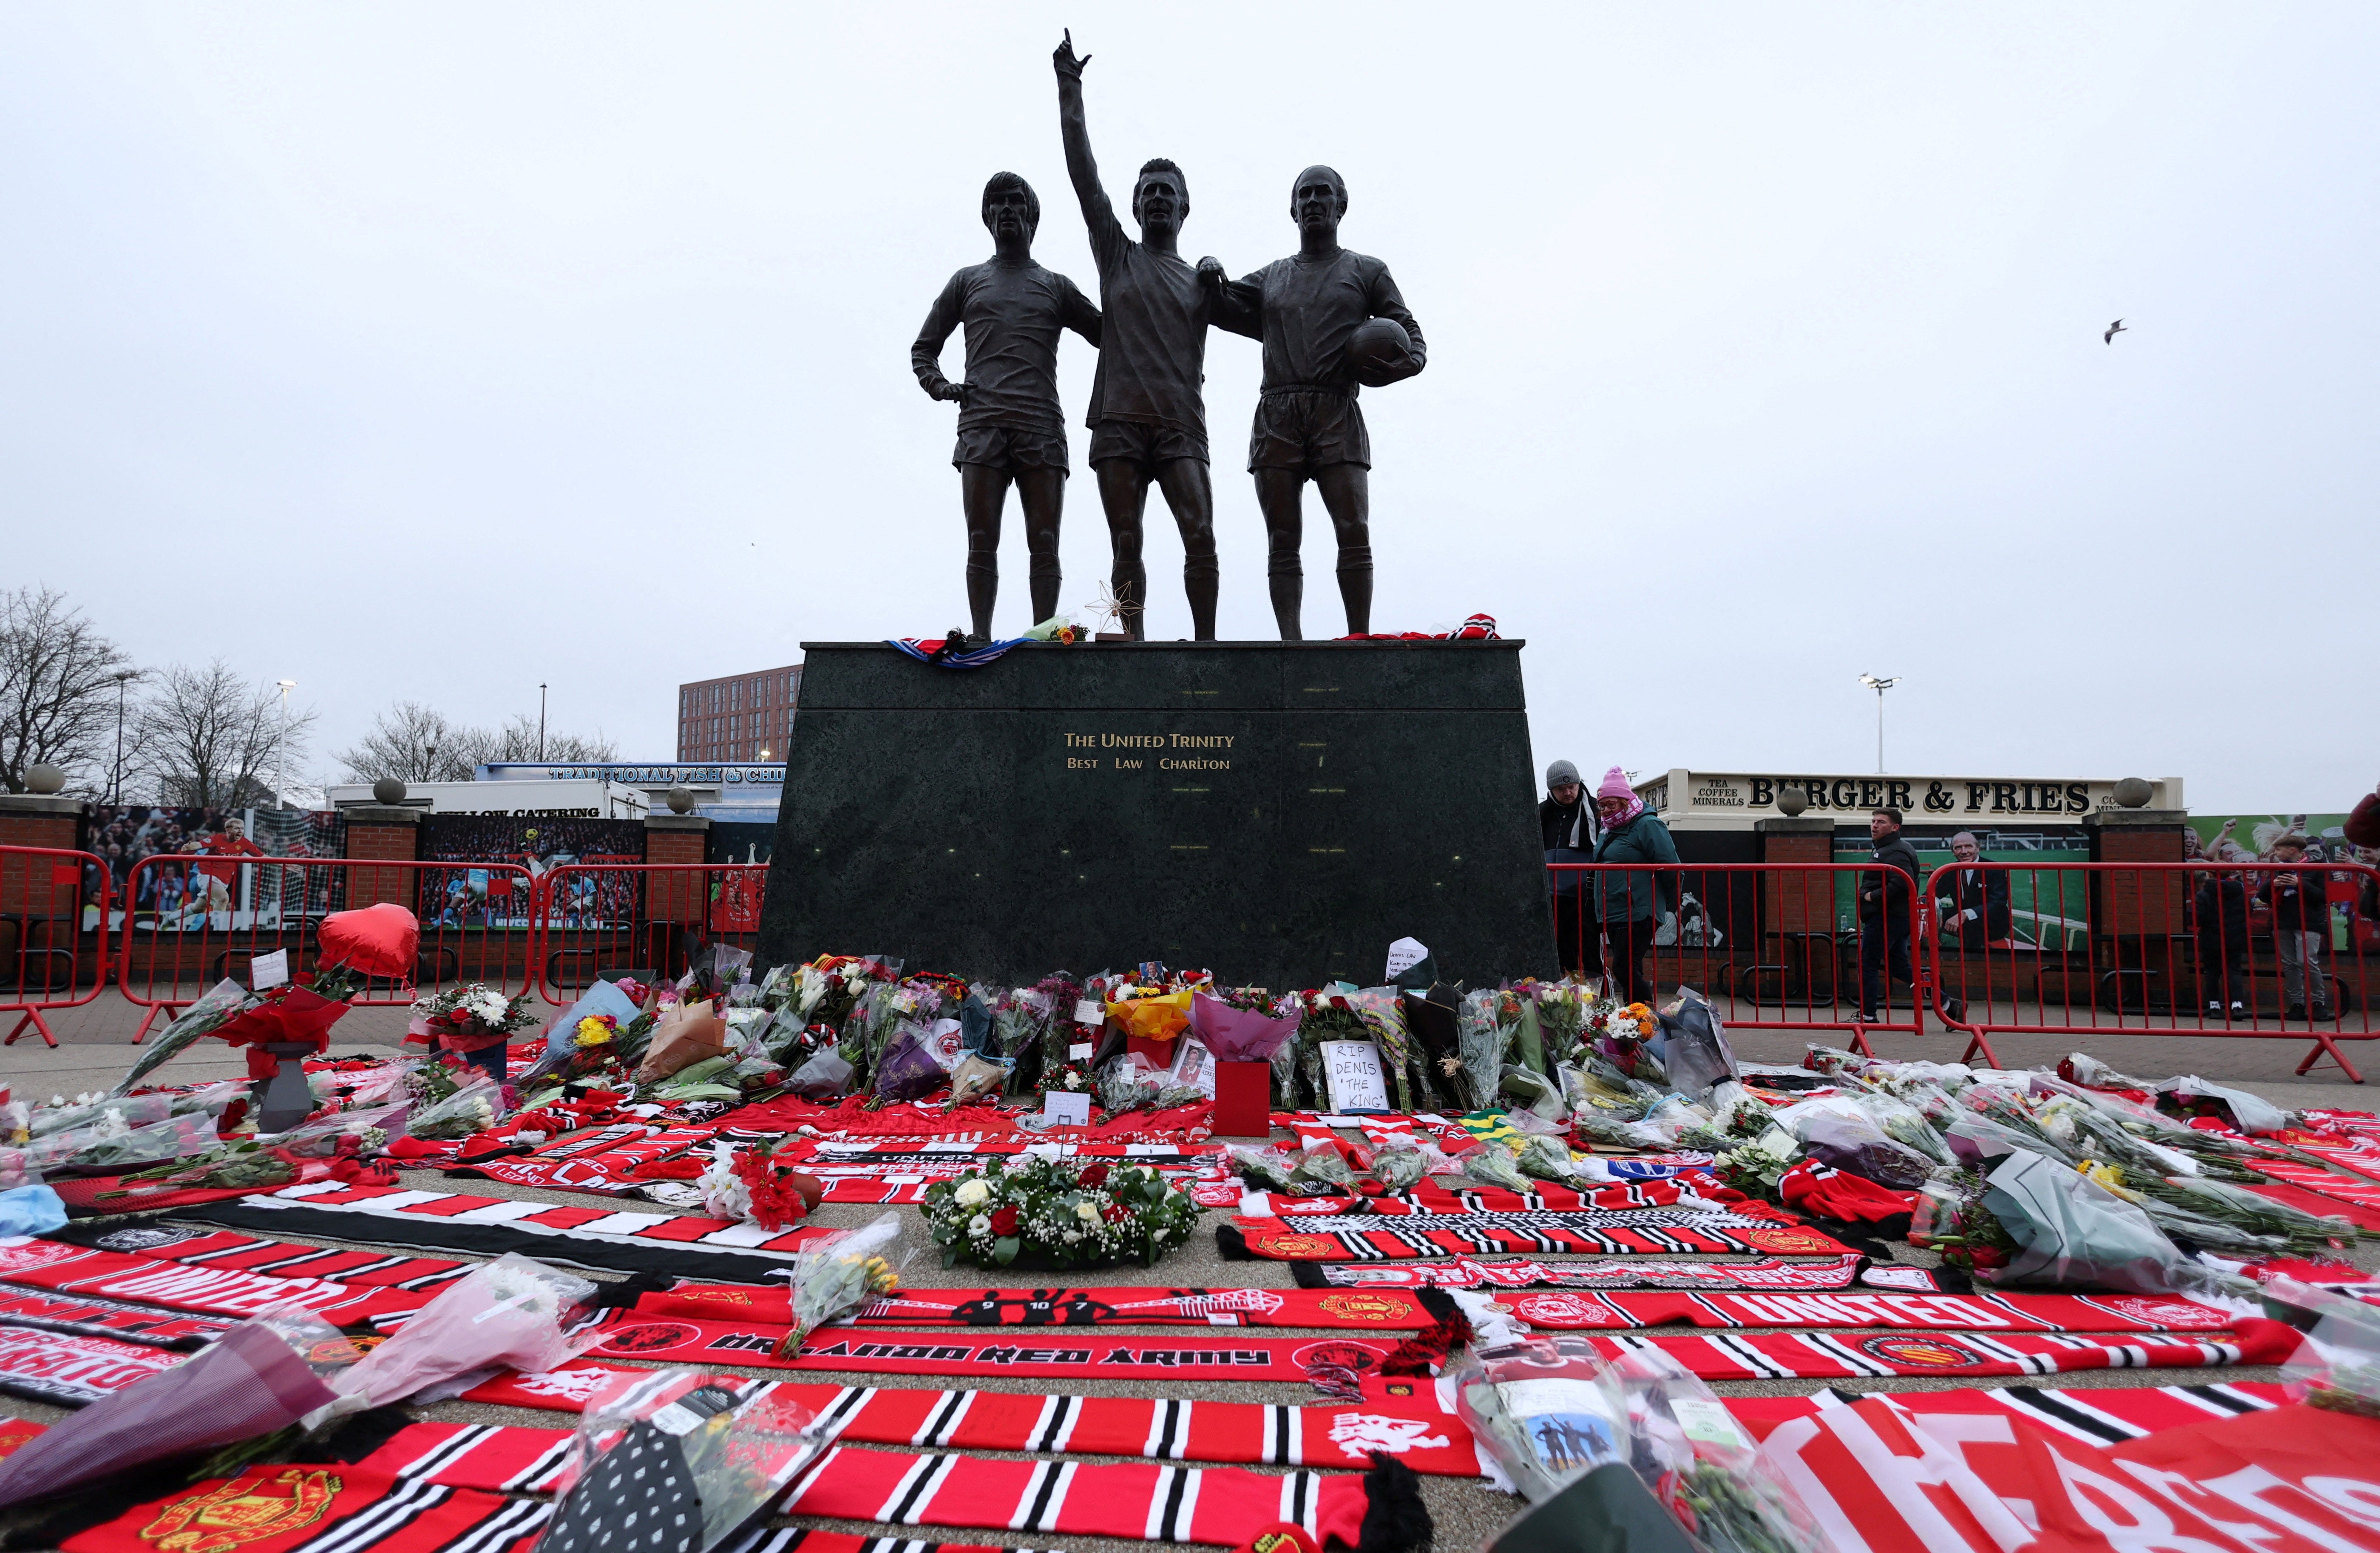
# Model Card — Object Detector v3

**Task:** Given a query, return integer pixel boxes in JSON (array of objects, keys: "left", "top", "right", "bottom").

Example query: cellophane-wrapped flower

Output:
[
  {"left": 328, "top": 1253, "right": 601, "bottom": 1411},
  {"left": 774, "top": 1211, "right": 905, "bottom": 1357}
]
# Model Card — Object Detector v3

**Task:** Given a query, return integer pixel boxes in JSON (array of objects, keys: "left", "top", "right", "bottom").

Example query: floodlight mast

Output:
[{"left": 1857, "top": 674, "right": 1898, "bottom": 775}]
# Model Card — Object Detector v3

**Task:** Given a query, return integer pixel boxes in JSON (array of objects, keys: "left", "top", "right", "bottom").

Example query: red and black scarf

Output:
[
  {"left": 1220, "top": 1212, "right": 1850, "bottom": 1261},
  {"left": 0, "top": 1239, "right": 426, "bottom": 1325},
  {"left": 56, "top": 1464, "right": 547, "bottom": 1553},
  {"left": 1288, "top": 1252, "right": 1873, "bottom": 1292}
]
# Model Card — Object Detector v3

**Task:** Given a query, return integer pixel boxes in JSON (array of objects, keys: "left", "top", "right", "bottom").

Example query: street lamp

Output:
[
  {"left": 538, "top": 684, "right": 548, "bottom": 763},
  {"left": 1857, "top": 673, "right": 1898, "bottom": 775},
  {"left": 109, "top": 668, "right": 139, "bottom": 805},
  {"left": 275, "top": 681, "right": 297, "bottom": 807}
]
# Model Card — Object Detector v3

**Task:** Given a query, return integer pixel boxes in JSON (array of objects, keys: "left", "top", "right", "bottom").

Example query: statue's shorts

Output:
[
  {"left": 1246, "top": 388, "right": 1371, "bottom": 476},
  {"left": 1086, "top": 418, "right": 1210, "bottom": 472},
  {"left": 952, "top": 424, "right": 1071, "bottom": 475}
]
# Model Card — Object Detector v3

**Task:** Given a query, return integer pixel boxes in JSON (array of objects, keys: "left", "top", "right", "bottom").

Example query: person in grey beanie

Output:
[{"left": 1540, "top": 760, "right": 1594, "bottom": 974}]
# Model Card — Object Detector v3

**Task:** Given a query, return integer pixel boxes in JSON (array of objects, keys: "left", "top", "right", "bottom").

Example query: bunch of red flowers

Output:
[{"left": 729, "top": 1145, "right": 810, "bottom": 1232}]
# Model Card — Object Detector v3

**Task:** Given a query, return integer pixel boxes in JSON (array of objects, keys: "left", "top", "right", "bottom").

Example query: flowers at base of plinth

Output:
[
  {"left": 922, "top": 1156, "right": 1199, "bottom": 1270},
  {"left": 696, "top": 1143, "right": 813, "bottom": 1232},
  {"left": 408, "top": 983, "right": 539, "bottom": 1044}
]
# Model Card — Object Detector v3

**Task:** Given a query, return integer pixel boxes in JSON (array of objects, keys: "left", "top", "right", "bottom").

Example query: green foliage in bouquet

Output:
[{"left": 921, "top": 1156, "right": 1200, "bottom": 1271}]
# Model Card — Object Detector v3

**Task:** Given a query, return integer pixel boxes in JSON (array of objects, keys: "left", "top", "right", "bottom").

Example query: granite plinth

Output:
[{"left": 757, "top": 641, "right": 1556, "bottom": 988}]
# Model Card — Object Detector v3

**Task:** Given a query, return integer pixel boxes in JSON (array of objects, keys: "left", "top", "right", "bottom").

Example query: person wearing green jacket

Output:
[{"left": 1589, "top": 767, "right": 1679, "bottom": 1003}]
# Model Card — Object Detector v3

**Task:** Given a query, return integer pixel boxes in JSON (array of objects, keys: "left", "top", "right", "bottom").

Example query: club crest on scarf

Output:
[
  {"left": 1314, "top": 1294, "right": 1406, "bottom": 1324},
  {"left": 139, "top": 1468, "right": 342, "bottom": 1553},
  {"left": 1325, "top": 1413, "right": 1452, "bottom": 1456},
  {"left": 1739, "top": 1226, "right": 1843, "bottom": 1255},
  {"left": 1858, "top": 1334, "right": 1980, "bottom": 1369},
  {"left": 598, "top": 1320, "right": 699, "bottom": 1354}
]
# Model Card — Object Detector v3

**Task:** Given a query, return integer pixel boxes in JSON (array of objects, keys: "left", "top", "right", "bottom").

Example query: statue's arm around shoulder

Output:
[{"left": 1203, "top": 259, "right": 1263, "bottom": 341}]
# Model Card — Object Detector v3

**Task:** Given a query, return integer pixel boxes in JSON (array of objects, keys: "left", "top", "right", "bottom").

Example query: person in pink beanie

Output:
[{"left": 1588, "top": 767, "right": 1679, "bottom": 1003}]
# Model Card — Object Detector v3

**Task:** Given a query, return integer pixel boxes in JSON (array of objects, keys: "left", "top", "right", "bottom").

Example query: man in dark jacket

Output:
[
  {"left": 1858, "top": 808, "right": 1921, "bottom": 1021},
  {"left": 1539, "top": 760, "right": 1594, "bottom": 975},
  {"left": 2195, "top": 869, "right": 2250, "bottom": 1016},
  {"left": 2262, "top": 835, "right": 2334, "bottom": 1021}
]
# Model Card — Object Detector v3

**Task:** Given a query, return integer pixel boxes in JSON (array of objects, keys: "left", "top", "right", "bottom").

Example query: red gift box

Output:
[{"left": 1213, "top": 1060, "right": 1273, "bottom": 1138}]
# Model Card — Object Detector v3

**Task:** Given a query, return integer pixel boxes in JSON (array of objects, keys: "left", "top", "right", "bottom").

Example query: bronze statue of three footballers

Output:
[{"left": 911, "top": 32, "right": 1423, "bottom": 643}]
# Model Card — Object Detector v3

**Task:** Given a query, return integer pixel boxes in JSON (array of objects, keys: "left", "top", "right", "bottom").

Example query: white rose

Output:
[
  {"left": 1062, "top": 1229, "right": 1083, "bottom": 1243},
  {"left": 1075, "top": 1201, "right": 1100, "bottom": 1224},
  {"left": 1064, "top": 1071, "right": 1082, "bottom": 1089},
  {"left": 1153, "top": 1228, "right": 1168, "bottom": 1241},
  {"left": 968, "top": 1214, "right": 991, "bottom": 1236},
  {"left": 954, "top": 1178, "right": 991, "bottom": 1207}
]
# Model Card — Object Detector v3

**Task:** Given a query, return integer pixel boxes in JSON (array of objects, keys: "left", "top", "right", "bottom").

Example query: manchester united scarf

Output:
[
  {"left": 1757, "top": 1395, "right": 2380, "bottom": 1553},
  {"left": 1289, "top": 1253, "right": 1872, "bottom": 1292},
  {"left": 638, "top": 1283, "right": 1442, "bottom": 1331},
  {"left": 632, "top": 1278, "right": 2231, "bottom": 1338},
  {"left": 1722, "top": 1378, "right": 2286, "bottom": 1443},
  {"left": 0, "top": 1286, "right": 233, "bottom": 1348},
  {"left": 0, "top": 1325, "right": 185, "bottom": 1405},
  {"left": 725, "top": 1534, "right": 1068, "bottom": 1553},
  {"left": 54, "top": 1464, "right": 548, "bottom": 1553},
  {"left": 1577, "top": 1320, "right": 2295, "bottom": 1380},
  {"left": 0, "top": 1238, "right": 426, "bottom": 1325},
  {"left": 1214, "top": 1181, "right": 1722, "bottom": 1217},
  {"left": 443, "top": 1125, "right": 716, "bottom": 1195},
  {"left": 47, "top": 1222, "right": 473, "bottom": 1290},
  {"left": 581, "top": 1316, "right": 1410, "bottom": 1384},
  {"left": 173, "top": 1187, "right": 835, "bottom": 1283},
  {"left": 1220, "top": 1212, "right": 1851, "bottom": 1261},
  {"left": 451, "top": 1373, "right": 1484, "bottom": 1477},
  {"left": 776, "top": 1443, "right": 1369, "bottom": 1549}
]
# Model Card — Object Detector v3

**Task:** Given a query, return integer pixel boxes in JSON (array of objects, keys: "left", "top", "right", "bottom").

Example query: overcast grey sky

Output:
[{"left": 3, "top": 4, "right": 2372, "bottom": 812}]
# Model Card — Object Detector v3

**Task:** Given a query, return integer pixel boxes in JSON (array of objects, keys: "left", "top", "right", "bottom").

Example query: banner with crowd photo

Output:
[
  {"left": 2190, "top": 812, "right": 2373, "bottom": 952},
  {"left": 705, "top": 823, "right": 774, "bottom": 933},
  {"left": 417, "top": 815, "right": 644, "bottom": 930},
  {"left": 91, "top": 807, "right": 347, "bottom": 932}
]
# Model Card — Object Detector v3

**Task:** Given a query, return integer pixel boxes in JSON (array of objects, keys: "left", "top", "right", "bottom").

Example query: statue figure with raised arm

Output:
[{"left": 1053, "top": 31, "right": 1220, "bottom": 640}]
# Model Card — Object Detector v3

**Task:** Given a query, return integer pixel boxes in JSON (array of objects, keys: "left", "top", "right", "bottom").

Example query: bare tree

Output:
[
  {"left": 133, "top": 660, "right": 319, "bottom": 809},
  {"left": 341, "top": 702, "right": 616, "bottom": 783},
  {"left": 454, "top": 713, "right": 617, "bottom": 767},
  {"left": 0, "top": 585, "right": 135, "bottom": 793},
  {"left": 338, "top": 701, "right": 474, "bottom": 783}
]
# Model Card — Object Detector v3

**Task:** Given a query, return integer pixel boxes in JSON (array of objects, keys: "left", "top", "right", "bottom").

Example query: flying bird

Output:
[{"left": 2104, "top": 318, "right": 2127, "bottom": 344}]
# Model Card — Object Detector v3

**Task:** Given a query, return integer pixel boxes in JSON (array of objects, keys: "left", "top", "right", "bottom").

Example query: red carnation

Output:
[
  {"left": 1102, "top": 1201, "right": 1132, "bottom": 1223},
  {"left": 990, "top": 1205, "right": 1019, "bottom": 1236},
  {"left": 1077, "top": 1164, "right": 1109, "bottom": 1187},
  {"left": 447, "top": 1008, "right": 473, "bottom": 1025}
]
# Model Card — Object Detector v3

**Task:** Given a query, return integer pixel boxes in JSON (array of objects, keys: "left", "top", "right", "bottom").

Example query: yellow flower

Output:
[{"left": 574, "top": 1016, "right": 615, "bottom": 1048}]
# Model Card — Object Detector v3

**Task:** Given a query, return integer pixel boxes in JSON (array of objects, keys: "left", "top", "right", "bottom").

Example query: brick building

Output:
[{"left": 679, "top": 663, "right": 801, "bottom": 763}]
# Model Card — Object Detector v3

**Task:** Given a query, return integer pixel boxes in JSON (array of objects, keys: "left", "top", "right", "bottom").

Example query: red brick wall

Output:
[
  {"left": 345, "top": 822, "right": 421, "bottom": 911},
  {"left": 646, "top": 826, "right": 706, "bottom": 923}
]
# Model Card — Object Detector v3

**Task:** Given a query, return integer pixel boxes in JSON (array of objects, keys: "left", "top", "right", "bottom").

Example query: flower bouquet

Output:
[
  {"left": 922, "top": 1156, "right": 1200, "bottom": 1271},
  {"left": 1463, "top": 1141, "right": 1535, "bottom": 1192},
  {"left": 1285, "top": 1138, "right": 1362, "bottom": 1196},
  {"left": 327, "top": 1253, "right": 601, "bottom": 1411},
  {"left": 1514, "top": 1133, "right": 1580, "bottom": 1181},
  {"left": 545, "top": 1369, "right": 824, "bottom": 1553},
  {"left": 1189, "top": 987, "right": 1302, "bottom": 1061},
  {"left": 695, "top": 1143, "right": 817, "bottom": 1231},
  {"left": 1710, "top": 1128, "right": 1801, "bottom": 1201},
  {"left": 109, "top": 979, "right": 264, "bottom": 1096},
  {"left": 407, "top": 982, "right": 539, "bottom": 1053},
  {"left": 1606, "top": 1347, "right": 1828, "bottom": 1553},
  {"left": 772, "top": 1211, "right": 906, "bottom": 1357},
  {"left": 405, "top": 1074, "right": 503, "bottom": 1139},
  {"left": 1225, "top": 1144, "right": 1299, "bottom": 1192},
  {"left": 1909, "top": 1168, "right": 2017, "bottom": 1272}
]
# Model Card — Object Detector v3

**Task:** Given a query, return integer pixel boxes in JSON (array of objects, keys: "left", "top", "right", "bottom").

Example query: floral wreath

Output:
[{"left": 922, "top": 1156, "right": 1200, "bottom": 1270}]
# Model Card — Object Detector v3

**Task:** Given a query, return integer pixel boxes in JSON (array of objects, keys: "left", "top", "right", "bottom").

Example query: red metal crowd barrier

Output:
[
  {"left": 1546, "top": 861, "right": 1928, "bottom": 1053},
  {"left": 531, "top": 862, "right": 769, "bottom": 1004},
  {"left": 1923, "top": 859, "right": 2380, "bottom": 1080},
  {"left": 115, "top": 853, "right": 537, "bottom": 1042},
  {"left": 0, "top": 845, "right": 112, "bottom": 1049}
]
